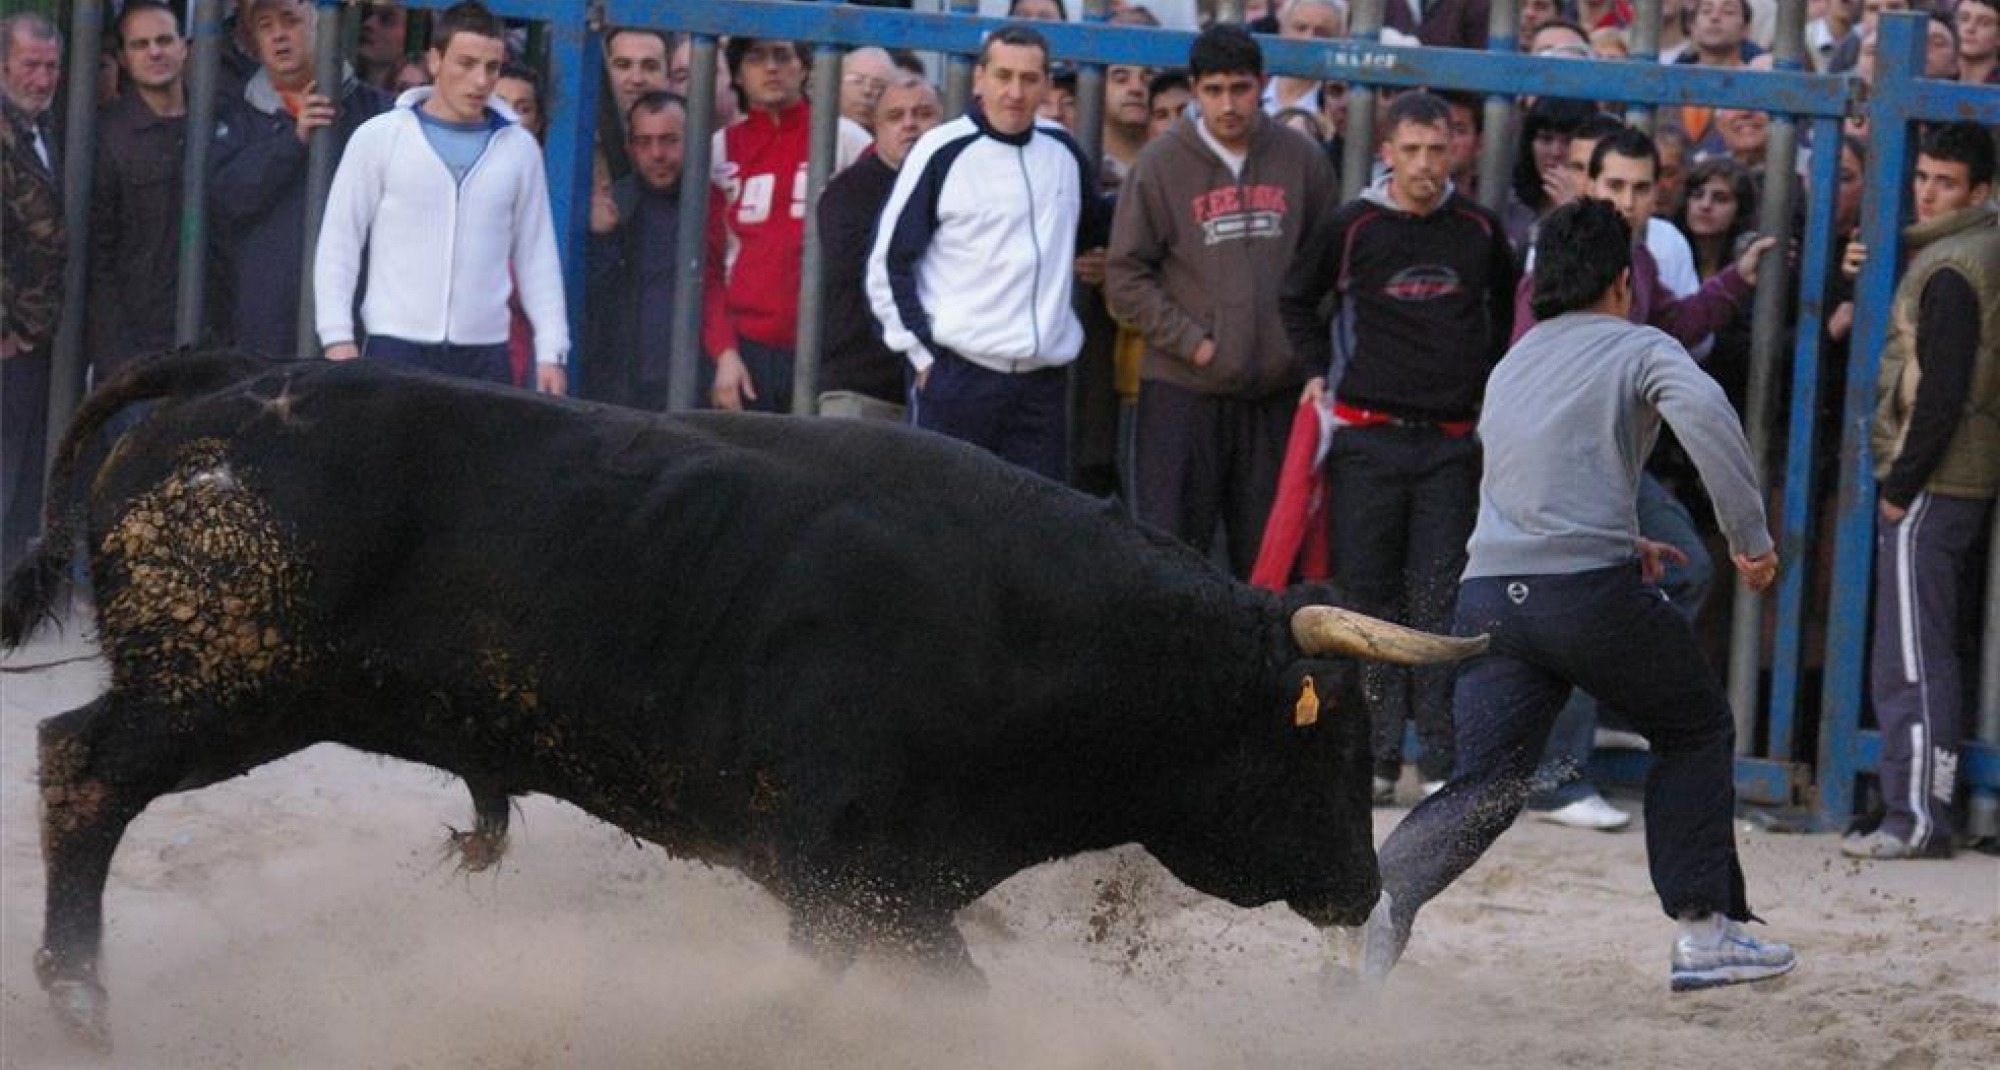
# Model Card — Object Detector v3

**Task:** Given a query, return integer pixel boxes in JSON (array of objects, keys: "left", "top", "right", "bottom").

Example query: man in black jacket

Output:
[
  {"left": 90, "top": 1, "right": 198, "bottom": 375},
  {"left": 583, "top": 90, "right": 688, "bottom": 409},
  {"left": 1281, "top": 90, "right": 1517, "bottom": 802},
  {"left": 816, "top": 72, "right": 940, "bottom": 419}
]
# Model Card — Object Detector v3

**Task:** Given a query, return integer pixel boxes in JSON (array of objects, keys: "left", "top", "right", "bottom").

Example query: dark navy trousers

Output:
[
  {"left": 365, "top": 336, "right": 514, "bottom": 386},
  {"left": 908, "top": 350, "right": 1068, "bottom": 484},
  {"left": 1378, "top": 562, "right": 1752, "bottom": 935}
]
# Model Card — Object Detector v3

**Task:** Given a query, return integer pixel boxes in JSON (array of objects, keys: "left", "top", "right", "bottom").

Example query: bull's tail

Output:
[{"left": 2, "top": 349, "right": 273, "bottom": 649}]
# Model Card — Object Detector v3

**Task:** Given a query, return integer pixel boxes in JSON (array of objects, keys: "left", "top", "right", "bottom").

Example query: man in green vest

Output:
[{"left": 1845, "top": 122, "right": 1997, "bottom": 861}]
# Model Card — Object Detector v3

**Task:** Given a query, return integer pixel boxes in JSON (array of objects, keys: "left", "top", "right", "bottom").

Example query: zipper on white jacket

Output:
[{"left": 1015, "top": 142, "right": 1041, "bottom": 369}]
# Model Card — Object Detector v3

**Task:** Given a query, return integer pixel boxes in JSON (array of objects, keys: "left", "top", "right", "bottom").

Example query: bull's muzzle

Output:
[{"left": 1291, "top": 606, "right": 1489, "bottom": 666}]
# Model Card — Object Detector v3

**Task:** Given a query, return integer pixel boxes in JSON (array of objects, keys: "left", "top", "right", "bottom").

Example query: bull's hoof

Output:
[
  {"left": 447, "top": 826, "right": 508, "bottom": 872},
  {"left": 48, "top": 978, "right": 112, "bottom": 1053}
]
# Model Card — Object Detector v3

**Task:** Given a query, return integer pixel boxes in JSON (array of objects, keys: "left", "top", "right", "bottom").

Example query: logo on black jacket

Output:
[{"left": 1382, "top": 265, "right": 1463, "bottom": 302}]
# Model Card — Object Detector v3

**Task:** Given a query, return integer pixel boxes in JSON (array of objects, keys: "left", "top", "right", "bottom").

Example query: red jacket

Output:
[{"left": 703, "top": 98, "right": 815, "bottom": 358}]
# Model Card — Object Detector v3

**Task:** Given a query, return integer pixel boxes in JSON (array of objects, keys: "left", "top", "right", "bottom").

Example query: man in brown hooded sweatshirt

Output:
[{"left": 1106, "top": 22, "right": 1336, "bottom": 579}]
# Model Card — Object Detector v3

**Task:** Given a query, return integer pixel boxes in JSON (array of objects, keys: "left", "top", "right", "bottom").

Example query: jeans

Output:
[
  {"left": 1377, "top": 562, "right": 1752, "bottom": 936},
  {"left": 1528, "top": 474, "right": 1714, "bottom": 808},
  {"left": 1, "top": 349, "right": 50, "bottom": 574}
]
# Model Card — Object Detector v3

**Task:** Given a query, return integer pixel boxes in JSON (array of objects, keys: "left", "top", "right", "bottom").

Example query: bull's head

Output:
[{"left": 1143, "top": 603, "right": 1485, "bottom": 930}]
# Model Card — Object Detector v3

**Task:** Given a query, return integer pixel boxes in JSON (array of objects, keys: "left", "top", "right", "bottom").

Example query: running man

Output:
[{"left": 1360, "top": 197, "right": 1797, "bottom": 993}]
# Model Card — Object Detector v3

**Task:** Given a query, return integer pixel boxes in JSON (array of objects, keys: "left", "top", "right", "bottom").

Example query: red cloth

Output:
[{"left": 1250, "top": 400, "right": 1332, "bottom": 592}]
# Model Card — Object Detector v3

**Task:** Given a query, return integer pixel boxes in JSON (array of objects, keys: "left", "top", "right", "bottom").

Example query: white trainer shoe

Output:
[
  {"left": 1535, "top": 793, "right": 1631, "bottom": 831},
  {"left": 1670, "top": 917, "right": 1797, "bottom": 991},
  {"left": 1420, "top": 779, "right": 1446, "bottom": 798}
]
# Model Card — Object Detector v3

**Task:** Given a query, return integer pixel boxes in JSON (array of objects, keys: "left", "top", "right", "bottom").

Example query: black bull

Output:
[{"left": 2, "top": 352, "right": 1485, "bottom": 1050}]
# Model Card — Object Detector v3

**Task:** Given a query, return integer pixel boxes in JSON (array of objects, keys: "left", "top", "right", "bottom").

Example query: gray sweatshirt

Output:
[{"left": 1465, "top": 313, "right": 1773, "bottom": 580}]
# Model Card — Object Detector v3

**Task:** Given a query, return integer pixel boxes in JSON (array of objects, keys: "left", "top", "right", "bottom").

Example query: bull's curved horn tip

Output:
[{"left": 1290, "top": 605, "right": 1489, "bottom": 666}]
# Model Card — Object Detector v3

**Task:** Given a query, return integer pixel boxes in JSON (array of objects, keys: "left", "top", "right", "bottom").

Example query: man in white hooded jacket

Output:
[{"left": 314, "top": 0, "right": 568, "bottom": 394}]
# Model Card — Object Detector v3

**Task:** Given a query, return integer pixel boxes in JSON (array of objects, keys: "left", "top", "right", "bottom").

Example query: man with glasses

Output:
[
  {"left": 839, "top": 46, "right": 896, "bottom": 131},
  {"left": 703, "top": 36, "right": 870, "bottom": 412}
]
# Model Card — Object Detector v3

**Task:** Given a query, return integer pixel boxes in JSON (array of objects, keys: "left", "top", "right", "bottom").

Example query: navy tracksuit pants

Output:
[
  {"left": 1377, "top": 562, "right": 1753, "bottom": 935},
  {"left": 1869, "top": 491, "right": 1988, "bottom": 850}
]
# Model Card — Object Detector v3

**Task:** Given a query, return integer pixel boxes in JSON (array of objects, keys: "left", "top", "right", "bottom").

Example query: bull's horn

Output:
[{"left": 1291, "top": 606, "right": 1489, "bottom": 666}]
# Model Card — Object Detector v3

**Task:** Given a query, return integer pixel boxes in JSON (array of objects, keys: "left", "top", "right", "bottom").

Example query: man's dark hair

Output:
[
  {"left": 1009, "top": 0, "right": 1069, "bottom": 16},
  {"left": 1188, "top": 23, "right": 1262, "bottom": 80},
  {"left": 626, "top": 88, "right": 687, "bottom": 130},
  {"left": 431, "top": 1, "right": 505, "bottom": 55},
  {"left": 115, "top": 0, "right": 181, "bottom": 44},
  {"left": 889, "top": 47, "right": 926, "bottom": 76},
  {"left": 1531, "top": 198, "right": 1632, "bottom": 321},
  {"left": 1439, "top": 89, "right": 1484, "bottom": 134},
  {"left": 724, "top": 36, "right": 812, "bottom": 78},
  {"left": 1572, "top": 111, "right": 1627, "bottom": 148},
  {"left": 978, "top": 24, "right": 1052, "bottom": 72},
  {"left": 605, "top": 26, "right": 670, "bottom": 58},
  {"left": 1918, "top": 121, "right": 1997, "bottom": 189},
  {"left": 1147, "top": 68, "right": 1190, "bottom": 105},
  {"left": 1383, "top": 90, "right": 1452, "bottom": 137},
  {"left": 499, "top": 60, "right": 541, "bottom": 94},
  {"left": 1589, "top": 126, "right": 1658, "bottom": 179},
  {"left": 1530, "top": 18, "right": 1592, "bottom": 53}
]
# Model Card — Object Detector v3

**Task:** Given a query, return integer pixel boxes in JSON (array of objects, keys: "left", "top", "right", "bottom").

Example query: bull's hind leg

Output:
[{"left": 35, "top": 693, "right": 302, "bottom": 1051}]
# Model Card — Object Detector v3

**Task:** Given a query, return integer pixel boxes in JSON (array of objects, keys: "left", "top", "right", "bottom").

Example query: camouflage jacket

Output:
[{"left": 2, "top": 98, "right": 66, "bottom": 352}]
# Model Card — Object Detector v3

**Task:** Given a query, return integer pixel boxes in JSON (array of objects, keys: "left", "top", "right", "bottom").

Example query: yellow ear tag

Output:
[{"left": 1294, "top": 676, "right": 1320, "bottom": 727}]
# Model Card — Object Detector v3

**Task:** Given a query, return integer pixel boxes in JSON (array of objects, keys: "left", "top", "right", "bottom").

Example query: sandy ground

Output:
[{"left": 2, "top": 620, "right": 1995, "bottom": 1070}]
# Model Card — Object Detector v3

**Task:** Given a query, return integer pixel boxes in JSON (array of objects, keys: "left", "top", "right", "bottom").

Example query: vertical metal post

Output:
[
  {"left": 1071, "top": 0, "right": 1110, "bottom": 483},
  {"left": 177, "top": 0, "right": 225, "bottom": 347},
  {"left": 1341, "top": 0, "right": 1385, "bottom": 202},
  {"left": 1625, "top": 0, "right": 1660, "bottom": 132},
  {"left": 543, "top": 9, "right": 602, "bottom": 385},
  {"left": 945, "top": 0, "right": 977, "bottom": 118},
  {"left": 1974, "top": 495, "right": 2000, "bottom": 838},
  {"left": 1074, "top": 0, "right": 1108, "bottom": 173},
  {"left": 1816, "top": 12, "right": 1925, "bottom": 825},
  {"left": 794, "top": 18, "right": 845, "bottom": 416},
  {"left": 669, "top": 34, "right": 718, "bottom": 411},
  {"left": 1724, "top": 0, "right": 1805, "bottom": 754},
  {"left": 295, "top": 0, "right": 347, "bottom": 361},
  {"left": 1765, "top": 114, "right": 1844, "bottom": 778},
  {"left": 44, "top": 0, "right": 103, "bottom": 466},
  {"left": 1477, "top": 0, "right": 1518, "bottom": 215}
]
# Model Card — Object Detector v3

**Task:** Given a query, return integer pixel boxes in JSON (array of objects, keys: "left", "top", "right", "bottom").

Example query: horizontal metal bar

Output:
[
  {"left": 1589, "top": 753, "right": 1804, "bottom": 807},
  {"left": 1858, "top": 734, "right": 2000, "bottom": 792},
  {"left": 608, "top": 0, "right": 1855, "bottom": 118},
  {"left": 1882, "top": 71, "right": 2000, "bottom": 126}
]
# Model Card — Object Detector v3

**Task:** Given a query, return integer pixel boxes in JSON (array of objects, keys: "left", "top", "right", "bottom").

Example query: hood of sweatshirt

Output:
[{"left": 1358, "top": 171, "right": 1460, "bottom": 215}]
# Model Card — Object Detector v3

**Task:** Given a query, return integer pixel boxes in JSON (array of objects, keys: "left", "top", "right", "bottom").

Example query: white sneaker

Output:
[
  {"left": 1593, "top": 727, "right": 1650, "bottom": 752},
  {"left": 1535, "top": 793, "right": 1631, "bottom": 831},
  {"left": 1420, "top": 779, "right": 1446, "bottom": 798},
  {"left": 1358, "top": 891, "right": 1407, "bottom": 990},
  {"left": 1670, "top": 917, "right": 1797, "bottom": 991},
  {"left": 1372, "top": 776, "right": 1396, "bottom": 805}
]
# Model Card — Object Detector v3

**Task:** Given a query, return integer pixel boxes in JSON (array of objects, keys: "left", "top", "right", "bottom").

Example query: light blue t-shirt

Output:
[{"left": 415, "top": 107, "right": 493, "bottom": 185}]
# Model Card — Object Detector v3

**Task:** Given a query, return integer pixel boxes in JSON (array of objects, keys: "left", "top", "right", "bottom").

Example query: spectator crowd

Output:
[{"left": 0, "top": 0, "right": 1994, "bottom": 857}]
